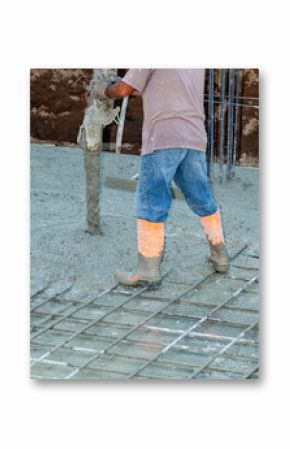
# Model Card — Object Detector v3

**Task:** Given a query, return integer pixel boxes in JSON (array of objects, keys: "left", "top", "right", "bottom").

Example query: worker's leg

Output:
[
  {"left": 174, "top": 149, "right": 229, "bottom": 272},
  {"left": 115, "top": 149, "right": 186, "bottom": 287},
  {"left": 135, "top": 149, "right": 187, "bottom": 222}
]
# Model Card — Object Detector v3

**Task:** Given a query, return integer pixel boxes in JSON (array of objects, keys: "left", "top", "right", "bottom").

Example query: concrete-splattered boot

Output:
[
  {"left": 200, "top": 210, "right": 229, "bottom": 273},
  {"left": 115, "top": 219, "right": 164, "bottom": 288}
]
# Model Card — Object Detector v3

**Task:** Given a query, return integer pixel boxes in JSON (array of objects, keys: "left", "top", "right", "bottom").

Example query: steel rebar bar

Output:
[
  {"left": 188, "top": 319, "right": 259, "bottom": 378},
  {"left": 227, "top": 69, "right": 235, "bottom": 178},
  {"left": 219, "top": 69, "right": 226, "bottom": 181},
  {"left": 206, "top": 69, "right": 214, "bottom": 178},
  {"left": 30, "top": 285, "right": 73, "bottom": 313},
  {"left": 244, "top": 362, "right": 259, "bottom": 379},
  {"left": 231, "top": 69, "right": 241, "bottom": 177}
]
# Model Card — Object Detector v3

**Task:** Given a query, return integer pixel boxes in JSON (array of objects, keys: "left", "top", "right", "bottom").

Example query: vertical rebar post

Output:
[
  {"left": 206, "top": 70, "right": 211, "bottom": 177},
  {"left": 219, "top": 69, "right": 226, "bottom": 182},
  {"left": 207, "top": 69, "right": 214, "bottom": 178},
  {"left": 210, "top": 69, "right": 215, "bottom": 173},
  {"left": 227, "top": 69, "right": 235, "bottom": 178},
  {"left": 229, "top": 70, "right": 236, "bottom": 174},
  {"left": 231, "top": 69, "right": 241, "bottom": 177}
]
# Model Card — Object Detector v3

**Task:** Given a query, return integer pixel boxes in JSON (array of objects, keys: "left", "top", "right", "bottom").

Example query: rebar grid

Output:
[
  {"left": 64, "top": 246, "right": 250, "bottom": 379},
  {"left": 64, "top": 275, "right": 223, "bottom": 379},
  {"left": 30, "top": 281, "right": 157, "bottom": 368},
  {"left": 31, "top": 284, "right": 118, "bottom": 343},
  {"left": 31, "top": 298, "right": 258, "bottom": 331},
  {"left": 187, "top": 319, "right": 258, "bottom": 379},
  {"left": 30, "top": 341, "right": 258, "bottom": 379},
  {"left": 30, "top": 245, "right": 259, "bottom": 380},
  {"left": 30, "top": 284, "right": 73, "bottom": 313},
  {"left": 127, "top": 275, "right": 258, "bottom": 379}
]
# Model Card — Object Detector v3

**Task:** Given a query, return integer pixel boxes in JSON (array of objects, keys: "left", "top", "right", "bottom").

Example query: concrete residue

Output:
[
  {"left": 78, "top": 100, "right": 119, "bottom": 151},
  {"left": 77, "top": 69, "right": 120, "bottom": 234},
  {"left": 82, "top": 150, "right": 102, "bottom": 235}
]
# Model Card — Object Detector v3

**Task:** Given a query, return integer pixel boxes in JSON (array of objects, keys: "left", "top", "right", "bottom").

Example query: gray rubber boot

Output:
[
  {"left": 208, "top": 242, "right": 229, "bottom": 273},
  {"left": 115, "top": 252, "right": 162, "bottom": 288}
]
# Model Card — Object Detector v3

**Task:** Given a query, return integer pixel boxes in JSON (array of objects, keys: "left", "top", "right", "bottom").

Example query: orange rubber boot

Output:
[
  {"left": 115, "top": 219, "right": 164, "bottom": 288},
  {"left": 200, "top": 210, "right": 229, "bottom": 273}
]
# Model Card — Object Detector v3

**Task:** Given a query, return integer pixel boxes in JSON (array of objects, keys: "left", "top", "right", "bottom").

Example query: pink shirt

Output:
[{"left": 122, "top": 69, "right": 207, "bottom": 155}]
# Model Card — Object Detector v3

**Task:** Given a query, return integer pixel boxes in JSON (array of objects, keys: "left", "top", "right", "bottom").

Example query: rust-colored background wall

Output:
[
  {"left": 31, "top": 69, "right": 93, "bottom": 144},
  {"left": 30, "top": 68, "right": 258, "bottom": 164},
  {"left": 239, "top": 69, "right": 259, "bottom": 164}
]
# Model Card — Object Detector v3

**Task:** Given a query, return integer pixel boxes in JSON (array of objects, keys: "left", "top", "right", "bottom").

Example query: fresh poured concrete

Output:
[{"left": 30, "top": 144, "right": 259, "bottom": 379}]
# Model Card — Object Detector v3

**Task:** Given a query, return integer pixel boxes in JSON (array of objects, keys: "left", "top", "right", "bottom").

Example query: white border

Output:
[{"left": 1, "top": 1, "right": 289, "bottom": 448}]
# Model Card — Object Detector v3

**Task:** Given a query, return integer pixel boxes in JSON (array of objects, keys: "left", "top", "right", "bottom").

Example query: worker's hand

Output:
[{"left": 90, "top": 79, "right": 110, "bottom": 99}]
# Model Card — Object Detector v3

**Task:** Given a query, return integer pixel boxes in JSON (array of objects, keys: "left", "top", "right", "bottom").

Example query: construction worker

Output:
[{"left": 96, "top": 69, "right": 229, "bottom": 287}]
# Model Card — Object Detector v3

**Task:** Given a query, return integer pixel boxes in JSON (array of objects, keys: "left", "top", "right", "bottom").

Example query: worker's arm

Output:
[{"left": 105, "top": 81, "right": 141, "bottom": 99}]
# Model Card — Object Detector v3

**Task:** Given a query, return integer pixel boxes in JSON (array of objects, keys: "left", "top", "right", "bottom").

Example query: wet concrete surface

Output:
[{"left": 30, "top": 144, "right": 259, "bottom": 379}]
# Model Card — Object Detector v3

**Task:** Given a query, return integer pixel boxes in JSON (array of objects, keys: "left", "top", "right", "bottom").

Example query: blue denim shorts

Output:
[{"left": 135, "top": 148, "right": 218, "bottom": 222}]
